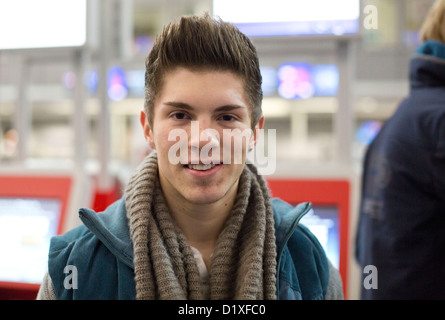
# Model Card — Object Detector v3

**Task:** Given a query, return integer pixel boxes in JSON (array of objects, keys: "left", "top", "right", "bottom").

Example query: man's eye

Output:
[
  {"left": 172, "top": 112, "right": 188, "bottom": 120},
  {"left": 220, "top": 115, "right": 235, "bottom": 121}
]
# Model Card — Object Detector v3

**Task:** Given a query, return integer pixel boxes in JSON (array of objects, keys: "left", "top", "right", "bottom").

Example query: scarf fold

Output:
[{"left": 125, "top": 151, "right": 277, "bottom": 300}]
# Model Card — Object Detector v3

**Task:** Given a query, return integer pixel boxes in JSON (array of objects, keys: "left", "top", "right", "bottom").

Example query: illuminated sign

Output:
[
  {"left": 277, "top": 63, "right": 314, "bottom": 99},
  {"left": 312, "top": 65, "right": 340, "bottom": 96},
  {"left": 213, "top": 0, "right": 360, "bottom": 37},
  {"left": 107, "top": 67, "right": 128, "bottom": 101},
  {"left": 0, "top": 0, "right": 87, "bottom": 50},
  {"left": 277, "top": 63, "right": 339, "bottom": 99}
]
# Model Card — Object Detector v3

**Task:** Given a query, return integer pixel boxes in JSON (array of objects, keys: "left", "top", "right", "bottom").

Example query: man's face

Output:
[{"left": 140, "top": 67, "right": 263, "bottom": 205}]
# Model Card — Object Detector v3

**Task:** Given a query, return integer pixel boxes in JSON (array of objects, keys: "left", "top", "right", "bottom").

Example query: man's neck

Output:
[{"left": 160, "top": 181, "right": 238, "bottom": 255}]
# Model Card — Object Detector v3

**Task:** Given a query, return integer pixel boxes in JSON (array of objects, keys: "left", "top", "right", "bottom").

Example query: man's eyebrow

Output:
[
  {"left": 163, "top": 101, "right": 194, "bottom": 110},
  {"left": 215, "top": 104, "right": 246, "bottom": 112},
  {"left": 163, "top": 101, "right": 246, "bottom": 112}
]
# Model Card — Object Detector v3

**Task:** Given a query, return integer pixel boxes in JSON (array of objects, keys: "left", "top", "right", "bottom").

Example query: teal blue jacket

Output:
[{"left": 48, "top": 198, "right": 332, "bottom": 300}]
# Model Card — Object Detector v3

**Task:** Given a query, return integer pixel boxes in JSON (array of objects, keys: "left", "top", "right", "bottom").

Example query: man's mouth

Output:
[{"left": 184, "top": 163, "right": 220, "bottom": 171}]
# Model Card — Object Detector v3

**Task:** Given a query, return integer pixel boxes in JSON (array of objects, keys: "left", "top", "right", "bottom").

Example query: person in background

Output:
[
  {"left": 37, "top": 13, "right": 343, "bottom": 300},
  {"left": 356, "top": 0, "right": 445, "bottom": 300}
]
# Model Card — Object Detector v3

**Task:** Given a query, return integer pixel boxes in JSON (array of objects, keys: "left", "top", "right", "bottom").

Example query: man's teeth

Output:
[{"left": 187, "top": 163, "right": 216, "bottom": 171}]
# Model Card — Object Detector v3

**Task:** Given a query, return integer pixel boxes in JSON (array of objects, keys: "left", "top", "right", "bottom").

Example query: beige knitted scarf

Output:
[{"left": 125, "top": 151, "right": 277, "bottom": 300}]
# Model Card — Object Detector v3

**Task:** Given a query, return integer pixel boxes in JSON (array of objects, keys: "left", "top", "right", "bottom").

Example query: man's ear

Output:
[
  {"left": 249, "top": 115, "right": 264, "bottom": 150},
  {"left": 140, "top": 110, "right": 156, "bottom": 150}
]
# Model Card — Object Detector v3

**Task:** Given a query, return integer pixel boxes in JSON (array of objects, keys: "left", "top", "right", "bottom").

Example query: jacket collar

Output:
[
  {"left": 79, "top": 198, "right": 134, "bottom": 268},
  {"left": 415, "top": 40, "right": 445, "bottom": 60},
  {"left": 271, "top": 198, "right": 313, "bottom": 259},
  {"left": 410, "top": 42, "right": 445, "bottom": 89},
  {"left": 78, "top": 197, "right": 312, "bottom": 270}
]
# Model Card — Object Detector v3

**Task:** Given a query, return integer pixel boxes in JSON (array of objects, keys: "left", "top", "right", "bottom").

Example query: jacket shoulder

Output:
[
  {"left": 286, "top": 223, "right": 330, "bottom": 299},
  {"left": 48, "top": 225, "right": 104, "bottom": 299},
  {"left": 48, "top": 200, "right": 135, "bottom": 300}
]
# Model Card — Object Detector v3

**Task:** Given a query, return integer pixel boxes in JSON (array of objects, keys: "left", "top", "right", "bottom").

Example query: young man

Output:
[{"left": 37, "top": 14, "right": 343, "bottom": 300}]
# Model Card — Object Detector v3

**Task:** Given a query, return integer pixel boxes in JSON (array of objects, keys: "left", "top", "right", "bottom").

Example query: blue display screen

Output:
[
  {"left": 0, "top": 198, "right": 61, "bottom": 284},
  {"left": 300, "top": 205, "right": 340, "bottom": 269}
]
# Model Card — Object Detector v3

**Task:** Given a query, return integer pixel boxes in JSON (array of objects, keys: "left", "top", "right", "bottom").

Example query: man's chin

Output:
[{"left": 182, "top": 191, "right": 225, "bottom": 205}]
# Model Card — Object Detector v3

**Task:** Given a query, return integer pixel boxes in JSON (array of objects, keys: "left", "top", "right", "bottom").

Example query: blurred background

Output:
[{"left": 0, "top": 0, "right": 437, "bottom": 299}]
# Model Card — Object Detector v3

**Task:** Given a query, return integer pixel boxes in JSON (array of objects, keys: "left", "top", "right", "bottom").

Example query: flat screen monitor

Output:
[
  {"left": 266, "top": 178, "right": 350, "bottom": 297},
  {"left": 0, "top": 198, "right": 61, "bottom": 284},
  {"left": 299, "top": 205, "right": 340, "bottom": 269},
  {"left": 0, "top": 175, "right": 71, "bottom": 291},
  {"left": 213, "top": 0, "right": 360, "bottom": 37}
]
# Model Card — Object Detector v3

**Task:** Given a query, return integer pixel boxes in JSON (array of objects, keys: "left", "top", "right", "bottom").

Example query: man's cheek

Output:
[
  {"left": 222, "top": 131, "right": 250, "bottom": 165},
  {"left": 166, "top": 129, "right": 189, "bottom": 165}
]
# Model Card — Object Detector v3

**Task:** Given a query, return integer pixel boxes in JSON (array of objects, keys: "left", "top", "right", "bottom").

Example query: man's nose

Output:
[
  {"left": 189, "top": 120, "right": 219, "bottom": 146},
  {"left": 200, "top": 127, "right": 219, "bottom": 147},
  {"left": 189, "top": 120, "right": 220, "bottom": 162}
]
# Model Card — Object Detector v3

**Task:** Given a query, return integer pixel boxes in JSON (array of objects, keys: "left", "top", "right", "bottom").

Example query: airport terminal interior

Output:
[{"left": 0, "top": 0, "right": 438, "bottom": 299}]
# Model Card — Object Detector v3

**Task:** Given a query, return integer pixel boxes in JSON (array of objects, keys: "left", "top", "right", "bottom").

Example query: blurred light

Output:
[
  {"left": 312, "top": 65, "right": 339, "bottom": 96},
  {"left": 134, "top": 36, "right": 153, "bottom": 55},
  {"left": 2, "top": 129, "right": 19, "bottom": 158},
  {"left": 277, "top": 63, "right": 314, "bottom": 99},
  {"left": 355, "top": 120, "right": 382, "bottom": 145},
  {"left": 260, "top": 66, "right": 277, "bottom": 97},
  {"left": 84, "top": 70, "right": 98, "bottom": 95},
  {"left": 107, "top": 67, "right": 128, "bottom": 101},
  {"left": 126, "top": 70, "right": 145, "bottom": 96},
  {"left": 61, "top": 72, "right": 76, "bottom": 89}
]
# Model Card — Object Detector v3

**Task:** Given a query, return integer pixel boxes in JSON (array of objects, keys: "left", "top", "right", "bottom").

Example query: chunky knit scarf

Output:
[{"left": 124, "top": 151, "right": 277, "bottom": 300}]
